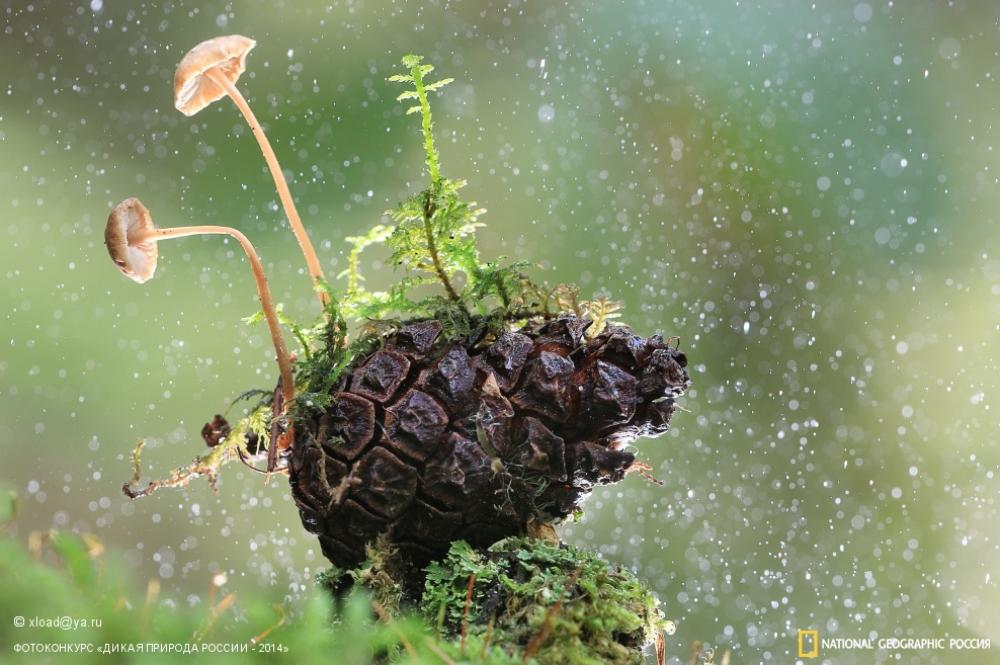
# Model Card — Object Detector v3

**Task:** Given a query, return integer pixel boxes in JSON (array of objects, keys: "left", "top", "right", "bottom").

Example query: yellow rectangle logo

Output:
[{"left": 798, "top": 630, "right": 819, "bottom": 658}]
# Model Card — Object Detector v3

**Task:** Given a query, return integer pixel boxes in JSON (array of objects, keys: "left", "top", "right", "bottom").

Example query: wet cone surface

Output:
[{"left": 289, "top": 314, "right": 690, "bottom": 570}]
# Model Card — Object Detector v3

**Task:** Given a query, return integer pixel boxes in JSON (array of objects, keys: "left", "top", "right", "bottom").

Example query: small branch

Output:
[{"left": 423, "top": 191, "right": 459, "bottom": 301}]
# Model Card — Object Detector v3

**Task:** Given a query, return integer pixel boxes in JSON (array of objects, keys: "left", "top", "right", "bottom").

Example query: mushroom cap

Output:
[
  {"left": 174, "top": 34, "right": 256, "bottom": 116},
  {"left": 105, "top": 197, "right": 158, "bottom": 284}
]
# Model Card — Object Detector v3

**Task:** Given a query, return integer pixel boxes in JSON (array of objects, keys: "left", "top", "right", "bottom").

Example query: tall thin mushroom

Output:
[
  {"left": 173, "top": 35, "right": 329, "bottom": 309},
  {"left": 104, "top": 197, "right": 295, "bottom": 444}
]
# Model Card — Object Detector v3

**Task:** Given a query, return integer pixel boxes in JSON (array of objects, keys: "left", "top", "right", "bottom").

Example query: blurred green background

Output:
[{"left": 2, "top": 1, "right": 998, "bottom": 662}]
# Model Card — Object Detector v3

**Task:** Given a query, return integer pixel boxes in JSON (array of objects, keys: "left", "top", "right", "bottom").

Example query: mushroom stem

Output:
[
  {"left": 138, "top": 224, "right": 295, "bottom": 408},
  {"left": 203, "top": 68, "right": 329, "bottom": 309}
]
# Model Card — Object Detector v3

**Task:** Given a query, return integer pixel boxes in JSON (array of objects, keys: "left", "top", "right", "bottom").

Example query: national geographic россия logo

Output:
[{"left": 796, "top": 629, "right": 991, "bottom": 657}]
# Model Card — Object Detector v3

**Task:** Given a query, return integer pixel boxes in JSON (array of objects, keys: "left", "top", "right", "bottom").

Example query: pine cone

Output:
[{"left": 289, "top": 314, "right": 690, "bottom": 573}]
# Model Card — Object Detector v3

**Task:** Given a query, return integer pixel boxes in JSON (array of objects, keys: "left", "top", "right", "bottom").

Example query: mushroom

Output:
[
  {"left": 104, "top": 197, "right": 295, "bottom": 414},
  {"left": 173, "top": 35, "right": 329, "bottom": 308}
]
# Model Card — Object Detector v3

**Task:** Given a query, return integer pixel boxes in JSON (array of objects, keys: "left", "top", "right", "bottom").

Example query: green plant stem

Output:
[
  {"left": 408, "top": 62, "right": 459, "bottom": 301},
  {"left": 422, "top": 191, "right": 459, "bottom": 301}
]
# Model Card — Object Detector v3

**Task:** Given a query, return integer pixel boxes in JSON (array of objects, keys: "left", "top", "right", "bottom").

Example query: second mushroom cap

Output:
[
  {"left": 105, "top": 197, "right": 159, "bottom": 283},
  {"left": 174, "top": 34, "right": 256, "bottom": 116}
]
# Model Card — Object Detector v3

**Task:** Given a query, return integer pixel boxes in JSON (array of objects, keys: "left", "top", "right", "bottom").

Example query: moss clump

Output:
[{"left": 324, "top": 537, "right": 673, "bottom": 664}]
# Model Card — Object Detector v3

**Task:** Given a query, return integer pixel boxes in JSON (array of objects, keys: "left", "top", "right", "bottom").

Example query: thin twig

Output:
[
  {"left": 480, "top": 617, "right": 495, "bottom": 660},
  {"left": 688, "top": 640, "right": 704, "bottom": 665},
  {"left": 250, "top": 604, "right": 286, "bottom": 645},
  {"left": 372, "top": 600, "right": 418, "bottom": 661},
  {"left": 139, "top": 578, "right": 160, "bottom": 634},
  {"left": 422, "top": 637, "right": 459, "bottom": 665},
  {"left": 461, "top": 573, "right": 476, "bottom": 654},
  {"left": 193, "top": 592, "right": 236, "bottom": 643}
]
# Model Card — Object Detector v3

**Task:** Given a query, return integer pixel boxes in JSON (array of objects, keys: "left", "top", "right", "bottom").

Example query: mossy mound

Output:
[{"left": 320, "top": 537, "right": 674, "bottom": 664}]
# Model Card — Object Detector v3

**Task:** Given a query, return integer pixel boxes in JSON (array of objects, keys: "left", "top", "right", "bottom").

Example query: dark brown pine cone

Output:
[{"left": 288, "top": 314, "right": 690, "bottom": 574}]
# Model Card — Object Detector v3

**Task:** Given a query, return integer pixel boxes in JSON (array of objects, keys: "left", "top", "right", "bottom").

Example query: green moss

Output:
[
  {"left": 429, "top": 538, "right": 671, "bottom": 664},
  {"left": 325, "top": 537, "right": 673, "bottom": 664}
]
